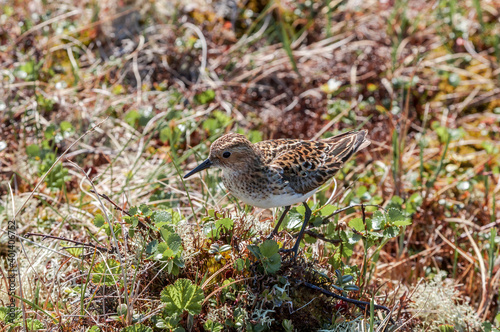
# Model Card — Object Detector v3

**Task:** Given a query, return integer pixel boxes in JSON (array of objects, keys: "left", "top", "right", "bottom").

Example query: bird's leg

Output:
[
  {"left": 281, "top": 202, "right": 312, "bottom": 258},
  {"left": 267, "top": 205, "right": 291, "bottom": 239}
]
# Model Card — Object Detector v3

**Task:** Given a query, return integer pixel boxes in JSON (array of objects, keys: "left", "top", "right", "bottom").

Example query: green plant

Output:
[
  {"left": 282, "top": 319, "right": 294, "bottom": 332},
  {"left": 208, "top": 218, "right": 234, "bottom": 240},
  {"left": 248, "top": 240, "right": 281, "bottom": 274},
  {"left": 93, "top": 213, "right": 121, "bottom": 238},
  {"left": 204, "top": 319, "right": 224, "bottom": 332},
  {"left": 91, "top": 259, "right": 122, "bottom": 286},
  {"left": 160, "top": 279, "right": 205, "bottom": 316},
  {"left": 25, "top": 122, "right": 74, "bottom": 190},
  {"left": 120, "top": 324, "right": 153, "bottom": 332},
  {"left": 147, "top": 230, "right": 184, "bottom": 275},
  {"left": 208, "top": 243, "right": 232, "bottom": 262}
]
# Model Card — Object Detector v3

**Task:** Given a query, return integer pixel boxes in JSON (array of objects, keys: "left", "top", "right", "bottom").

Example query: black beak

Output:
[{"left": 184, "top": 159, "right": 213, "bottom": 179}]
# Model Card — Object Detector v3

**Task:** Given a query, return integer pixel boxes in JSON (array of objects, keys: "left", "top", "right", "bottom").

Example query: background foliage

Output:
[{"left": 0, "top": 0, "right": 499, "bottom": 330}]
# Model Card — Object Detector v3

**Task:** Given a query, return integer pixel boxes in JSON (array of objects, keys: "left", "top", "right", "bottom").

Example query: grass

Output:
[{"left": 0, "top": 0, "right": 499, "bottom": 331}]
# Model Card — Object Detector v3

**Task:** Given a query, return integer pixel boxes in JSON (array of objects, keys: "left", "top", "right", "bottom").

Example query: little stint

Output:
[{"left": 184, "top": 130, "right": 371, "bottom": 257}]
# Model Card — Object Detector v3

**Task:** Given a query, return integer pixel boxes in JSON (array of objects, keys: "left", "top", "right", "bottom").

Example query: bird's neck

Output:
[{"left": 223, "top": 154, "right": 263, "bottom": 175}]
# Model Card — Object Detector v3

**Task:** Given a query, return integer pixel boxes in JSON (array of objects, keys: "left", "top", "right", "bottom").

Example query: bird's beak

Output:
[{"left": 184, "top": 159, "right": 213, "bottom": 179}]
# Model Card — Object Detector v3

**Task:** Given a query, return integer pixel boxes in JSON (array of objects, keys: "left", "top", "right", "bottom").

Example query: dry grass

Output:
[{"left": 0, "top": 0, "right": 499, "bottom": 331}]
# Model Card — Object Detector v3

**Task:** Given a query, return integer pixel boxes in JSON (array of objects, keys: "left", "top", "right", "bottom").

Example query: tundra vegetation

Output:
[{"left": 0, "top": 0, "right": 499, "bottom": 331}]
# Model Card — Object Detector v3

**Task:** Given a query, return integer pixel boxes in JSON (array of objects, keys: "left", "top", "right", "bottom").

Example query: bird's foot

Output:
[
  {"left": 279, "top": 247, "right": 299, "bottom": 259},
  {"left": 266, "top": 231, "right": 277, "bottom": 240}
]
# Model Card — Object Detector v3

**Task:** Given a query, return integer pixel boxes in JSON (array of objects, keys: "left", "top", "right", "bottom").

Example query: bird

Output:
[{"left": 183, "top": 130, "right": 371, "bottom": 257}]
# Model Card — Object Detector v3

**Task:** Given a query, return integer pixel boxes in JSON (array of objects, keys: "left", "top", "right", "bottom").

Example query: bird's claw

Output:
[
  {"left": 279, "top": 247, "right": 298, "bottom": 259},
  {"left": 266, "top": 231, "right": 277, "bottom": 240}
]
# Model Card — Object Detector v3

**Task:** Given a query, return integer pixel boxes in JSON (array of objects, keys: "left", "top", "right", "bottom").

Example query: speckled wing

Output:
[
  {"left": 254, "top": 139, "right": 303, "bottom": 164},
  {"left": 264, "top": 130, "right": 370, "bottom": 194}
]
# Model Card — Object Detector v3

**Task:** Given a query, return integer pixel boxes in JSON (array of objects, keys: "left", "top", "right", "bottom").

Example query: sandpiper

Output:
[{"left": 184, "top": 130, "right": 371, "bottom": 257}]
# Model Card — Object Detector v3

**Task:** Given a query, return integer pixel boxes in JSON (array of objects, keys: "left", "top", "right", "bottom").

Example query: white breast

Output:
[{"left": 234, "top": 189, "right": 317, "bottom": 209}]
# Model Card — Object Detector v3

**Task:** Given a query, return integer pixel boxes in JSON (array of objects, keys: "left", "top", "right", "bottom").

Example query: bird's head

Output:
[{"left": 184, "top": 133, "right": 258, "bottom": 178}]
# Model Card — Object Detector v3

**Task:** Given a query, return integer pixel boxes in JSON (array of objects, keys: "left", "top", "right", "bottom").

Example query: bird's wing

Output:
[
  {"left": 254, "top": 138, "right": 302, "bottom": 164},
  {"left": 267, "top": 131, "right": 370, "bottom": 194}
]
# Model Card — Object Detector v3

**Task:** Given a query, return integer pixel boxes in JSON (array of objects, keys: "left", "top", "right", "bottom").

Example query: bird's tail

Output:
[{"left": 322, "top": 130, "right": 371, "bottom": 163}]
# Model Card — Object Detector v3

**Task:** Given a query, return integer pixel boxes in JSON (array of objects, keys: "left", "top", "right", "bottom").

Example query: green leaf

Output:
[
  {"left": 342, "top": 231, "right": 361, "bottom": 245},
  {"left": 393, "top": 219, "right": 412, "bottom": 227},
  {"left": 167, "top": 241, "right": 182, "bottom": 256},
  {"left": 66, "top": 247, "right": 83, "bottom": 258},
  {"left": 93, "top": 214, "right": 105, "bottom": 227},
  {"left": 388, "top": 208, "right": 411, "bottom": 226},
  {"left": 120, "top": 324, "right": 153, "bottom": 332},
  {"left": 116, "top": 303, "right": 128, "bottom": 316},
  {"left": 263, "top": 252, "right": 281, "bottom": 274},
  {"left": 91, "top": 259, "right": 122, "bottom": 286},
  {"left": 146, "top": 240, "right": 158, "bottom": 255},
  {"left": 165, "top": 233, "right": 183, "bottom": 254},
  {"left": 44, "top": 124, "right": 56, "bottom": 139},
  {"left": 235, "top": 258, "right": 246, "bottom": 271},
  {"left": 216, "top": 218, "right": 234, "bottom": 232},
  {"left": 127, "top": 216, "right": 139, "bottom": 227},
  {"left": 371, "top": 211, "right": 385, "bottom": 231},
  {"left": 482, "top": 141, "right": 499, "bottom": 155},
  {"left": 438, "top": 325, "right": 455, "bottom": 332},
  {"left": 282, "top": 319, "right": 294, "bottom": 332},
  {"left": 160, "top": 127, "right": 171, "bottom": 143},
  {"left": 26, "top": 144, "right": 40, "bottom": 157},
  {"left": 286, "top": 210, "right": 303, "bottom": 230},
  {"left": 124, "top": 110, "right": 140, "bottom": 127},
  {"left": 160, "top": 279, "right": 205, "bottom": 316},
  {"left": 348, "top": 218, "right": 365, "bottom": 232},
  {"left": 157, "top": 242, "right": 169, "bottom": 255},
  {"left": 247, "top": 245, "right": 260, "bottom": 258},
  {"left": 219, "top": 244, "right": 232, "bottom": 253},
  {"left": 139, "top": 204, "right": 152, "bottom": 217},
  {"left": 343, "top": 284, "right": 360, "bottom": 292},
  {"left": 383, "top": 226, "right": 399, "bottom": 238},
  {"left": 129, "top": 206, "right": 138, "bottom": 215},
  {"left": 259, "top": 240, "right": 279, "bottom": 257},
  {"left": 388, "top": 208, "right": 404, "bottom": 222},
  {"left": 163, "top": 248, "right": 175, "bottom": 259},
  {"left": 204, "top": 320, "right": 224, "bottom": 332},
  {"left": 60, "top": 121, "right": 73, "bottom": 132},
  {"left": 160, "top": 227, "right": 174, "bottom": 242},
  {"left": 26, "top": 318, "right": 45, "bottom": 330},
  {"left": 194, "top": 89, "right": 215, "bottom": 105},
  {"left": 153, "top": 209, "right": 183, "bottom": 227},
  {"left": 173, "top": 327, "right": 186, "bottom": 332},
  {"left": 247, "top": 130, "right": 263, "bottom": 143},
  {"left": 320, "top": 204, "right": 337, "bottom": 216}
]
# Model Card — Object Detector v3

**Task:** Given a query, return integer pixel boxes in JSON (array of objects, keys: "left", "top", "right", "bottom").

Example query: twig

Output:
[
  {"left": 89, "top": 190, "right": 131, "bottom": 216},
  {"left": 13, "top": 9, "right": 81, "bottom": 45},
  {"left": 302, "top": 230, "right": 341, "bottom": 245},
  {"left": 24, "top": 233, "right": 112, "bottom": 253},
  {"left": 300, "top": 280, "right": 393, "bottom": 316},
  {"left": 202, "top": 277, "right": 252, "bottom": 306},
  {"left": 89, "top": 189, "right": 148, "bottom": 229},
  {"left": 202, "top": 263, "right": 232, "bottom": 290},
  {"left": 321, "top": 204, "right": 386, "bottom": 222},
  {"left": 464, "top": 226, "right": 487, "bottom": 314}
]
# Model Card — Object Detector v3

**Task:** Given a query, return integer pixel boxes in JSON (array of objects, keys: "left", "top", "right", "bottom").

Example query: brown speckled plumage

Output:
[
  {"left": 185, "top": 130, "right": 370, "bottom": 209},
  {"left": 184, "top": 130, "right": 371, "bottom": 256}
]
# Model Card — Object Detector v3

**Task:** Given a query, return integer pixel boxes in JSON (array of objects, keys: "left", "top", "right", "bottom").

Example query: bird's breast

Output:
[{"left": 221, "top": 170, "right": 315, "bottom": 209}]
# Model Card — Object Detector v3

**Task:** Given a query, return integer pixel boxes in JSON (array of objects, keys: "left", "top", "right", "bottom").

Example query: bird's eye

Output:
[{"left": 222, "top": 151, "right": 231, "bottom": 158}]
